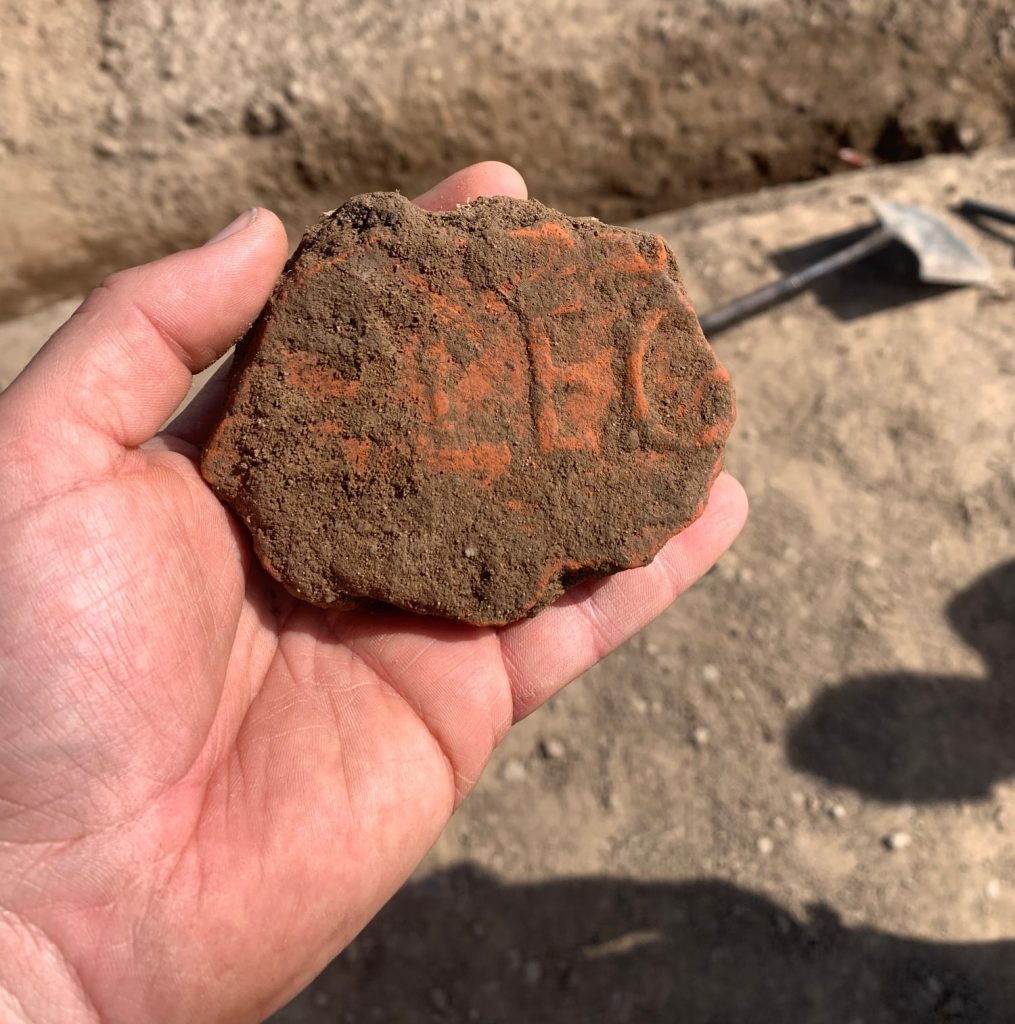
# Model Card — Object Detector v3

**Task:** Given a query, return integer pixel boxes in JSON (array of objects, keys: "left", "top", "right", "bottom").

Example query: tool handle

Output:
[
  {"left": 957, "top": 199, "right": 1015, "bottom": 227},
  {"left": 698, "top": 226, "right": 892, "bottom": 337}
]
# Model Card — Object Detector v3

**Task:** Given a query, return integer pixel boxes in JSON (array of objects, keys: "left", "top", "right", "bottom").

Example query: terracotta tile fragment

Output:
[{"left": 201, "top": 193, "right": 735, "bottom": 624}]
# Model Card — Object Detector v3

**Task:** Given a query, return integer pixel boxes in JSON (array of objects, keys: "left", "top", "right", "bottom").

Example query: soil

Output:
[
  {"left": 2, "top": 0, "right": 1014, "bottom": 318},
  {"left": 201, "top": 193, "right": 733, "bottom": 624}
]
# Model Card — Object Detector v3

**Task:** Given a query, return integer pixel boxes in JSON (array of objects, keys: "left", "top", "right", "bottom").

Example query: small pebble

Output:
[
  {"left": 501, "top": 757, "right": 527, "bottom": 783},
  {"left": 691, "top": 726, "right": 711, "bottom": 748},
  {"left": 789, "top": 790, "right": 806, "bottom": 808},
  {"left": 856, "top": 607, "right": 877, "bottom": 630},
  {"left": 757, "top": 836, "right": 775, "bottom": 856},
  {"left": 312, "top": 990, "right": 331, "bottom": 1008},
  {"left": 540, "top": 737, "right": 567, "bottom": 760},
  {"left": 958, "top": 123, "right": 981, "bottom": 150},
  {"left": 701, "top": 663, "right": 721, "bottom": 683},
  {"left": 522, "top": 959, "right": 543, "bottom": 984},
  {"left": 93, "top": 137, "right": 123, "bottom": 159},
  {"left": 883, "top": 831, "right": 912, "bottom": 851},
  {"left": 830, "top": 803, "right": 847, "bottom": 820},
  {"left": 986, "top": 878, "right": 1002, "bottom": 899},
  {"left": 244, "top": 97, "right": 288, "bottom": 135},
  {"left": 107, "top": 95, "right": 129, "bottom": 127},
  {"left": 429, "top": 987, "right": 450, "bottom": 1012}
]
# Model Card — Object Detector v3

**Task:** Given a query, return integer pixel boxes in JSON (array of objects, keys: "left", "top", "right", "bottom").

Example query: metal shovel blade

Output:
[
  {"left": 873, "top": 200, "right": 992, "bottom": 286},
  {"left": 699, "top": 198, "right": 992, "bottom": 336}
]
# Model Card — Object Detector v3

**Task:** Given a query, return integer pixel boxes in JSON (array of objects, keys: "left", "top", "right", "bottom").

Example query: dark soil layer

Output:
[{"left": 202, "top": 193, "right": 733, "bottom": 624}]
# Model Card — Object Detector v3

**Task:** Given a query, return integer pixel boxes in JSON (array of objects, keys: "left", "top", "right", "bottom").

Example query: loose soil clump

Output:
[{"left": 202, "top": 193, "right": 734, "bottom": 624}]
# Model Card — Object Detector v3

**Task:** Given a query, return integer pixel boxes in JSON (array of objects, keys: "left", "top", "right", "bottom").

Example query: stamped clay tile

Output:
[{"left": 201, "top": 192, "right": 735, "bottom": 625}]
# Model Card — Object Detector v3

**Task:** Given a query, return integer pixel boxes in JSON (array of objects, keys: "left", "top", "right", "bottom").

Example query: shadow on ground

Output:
[
  {"left": 769, "top": 225, "right": 959, "bottom": 322},
  {"left": 956, "top": 202, "right": 1015, "bottom": 263},
  {"left": 789, "top": 561, "right": 1015, "bottom": 802},
  {"left": 273, "top": 864, "right": 1014, "bottom": 1023}
]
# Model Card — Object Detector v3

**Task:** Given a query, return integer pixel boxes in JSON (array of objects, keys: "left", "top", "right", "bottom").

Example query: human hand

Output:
[{"left": 0, "top": 162, "right": 747, "bottom": 1023}]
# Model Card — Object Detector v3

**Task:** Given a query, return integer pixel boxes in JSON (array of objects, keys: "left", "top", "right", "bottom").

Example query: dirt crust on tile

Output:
[{"left": 201, "top": 192, "right": 734, "bottom": 623}]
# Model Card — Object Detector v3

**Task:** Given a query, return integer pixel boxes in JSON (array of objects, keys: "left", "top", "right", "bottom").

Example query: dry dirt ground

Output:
[
  {"left": 2, "top": 146, "right": 1013, "bottom": 1023},
  {"left": 2, "top": 0, "right": 1014, "bottom": 318}
]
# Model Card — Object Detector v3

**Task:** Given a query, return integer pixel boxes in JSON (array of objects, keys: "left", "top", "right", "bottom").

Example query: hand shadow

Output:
[
  {"left": 788, "top": 560, "right": 1015, "bottom": 802},
  {"left": 271, "top": 864, "right": 1014, "bottom": 1023}
]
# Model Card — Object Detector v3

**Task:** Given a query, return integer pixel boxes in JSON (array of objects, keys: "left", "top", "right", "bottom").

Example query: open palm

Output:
[{"left": 0, "top": 164, "right": 746, "bottom": 1024}]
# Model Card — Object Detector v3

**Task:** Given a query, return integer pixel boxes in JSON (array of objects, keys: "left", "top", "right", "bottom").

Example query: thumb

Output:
[{"left": 2, "top": 209, "right": 288, "bottom": 465}]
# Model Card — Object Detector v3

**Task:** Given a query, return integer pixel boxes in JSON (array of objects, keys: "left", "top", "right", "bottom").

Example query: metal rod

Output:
[
  {"left": 698, "top": 226, "right": 893, "bottom": 337},
  {"left": 956, "top": 199, "right": 1015, "bottom": 227}
]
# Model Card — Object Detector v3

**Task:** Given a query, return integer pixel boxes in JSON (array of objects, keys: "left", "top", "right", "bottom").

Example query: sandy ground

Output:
[
  {"left": 2, "top": 0, "right": 1014, "bottom": 318},
  {"left": 3, "top": 145, "right": 1013, "bottom": 1022}
]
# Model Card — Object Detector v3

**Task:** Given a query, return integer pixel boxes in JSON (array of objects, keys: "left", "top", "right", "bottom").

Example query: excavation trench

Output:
[{"left": 2, "top": 0, "right": 1013, "bottom": 318}]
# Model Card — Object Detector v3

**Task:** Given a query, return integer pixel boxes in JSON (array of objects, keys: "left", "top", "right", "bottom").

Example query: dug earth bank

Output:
[{"left": 2, "top": 0, "right": 1014, "bottom": 316}]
